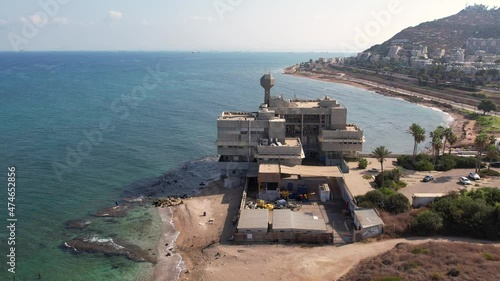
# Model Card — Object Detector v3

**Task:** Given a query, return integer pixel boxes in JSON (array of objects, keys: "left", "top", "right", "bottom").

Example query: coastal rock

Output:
[
  {"left": 63, "top": 236, "right": 156, "bottom": 263},
  {"left": 95, "top": 205, "right": 129, "bottom": 217},
  {"left": 153, "top": 197, "right": 184, "bottom": 207},
  {"left": 64, "top": 219, "right": 91, "bottom": 229}
]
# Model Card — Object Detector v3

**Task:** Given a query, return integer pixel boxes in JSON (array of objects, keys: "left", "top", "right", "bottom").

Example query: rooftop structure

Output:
[
  {"left": 273, "top": 209, "right": 327, "bottom": 233},
  {"left": 237, "top": 209, "right": 269, "bottom": 233},
  {"left": 217, "top": 74, "right": 364, "bottom": 185}
]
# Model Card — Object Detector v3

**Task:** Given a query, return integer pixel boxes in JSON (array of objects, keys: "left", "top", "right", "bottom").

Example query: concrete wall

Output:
[
  {"left": 330, "top": 107, "right": 347, "bottom": 130},
  {"left": 233, "top": 231, "right": 333, "bottom": 244}
]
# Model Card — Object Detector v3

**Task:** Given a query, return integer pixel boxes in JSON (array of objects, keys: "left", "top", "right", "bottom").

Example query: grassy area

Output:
[{"left": 460, "top": 109, "right": 500, "bottom": 134}]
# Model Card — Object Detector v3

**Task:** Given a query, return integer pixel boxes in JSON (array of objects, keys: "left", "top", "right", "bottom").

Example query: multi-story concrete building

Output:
[
  {"left": 466, "top": 38, "right": 500, "bottom": 55},
  {"left": 217, "top": 74, "right": 364, "bottom": 186}
]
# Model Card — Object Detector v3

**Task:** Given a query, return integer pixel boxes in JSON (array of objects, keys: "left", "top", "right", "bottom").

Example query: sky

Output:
[{"left": 0, "top": 0, "right": 498, "bottom": 52}]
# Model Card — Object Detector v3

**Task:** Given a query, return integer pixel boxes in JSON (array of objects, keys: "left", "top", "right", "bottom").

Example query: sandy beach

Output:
[{"left": 153, "top": 181, "right": 243, "bottom": 281}]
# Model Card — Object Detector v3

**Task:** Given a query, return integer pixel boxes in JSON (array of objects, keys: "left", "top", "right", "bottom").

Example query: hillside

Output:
[{"left": 367, "top": 5, "right": 500, "bottom": 55}]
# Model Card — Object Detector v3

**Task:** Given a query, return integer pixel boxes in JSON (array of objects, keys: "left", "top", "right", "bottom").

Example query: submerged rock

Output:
[
  {"left": 64, "top": 219, "right": 91, "bottom": 229},
  {"left": 63, "top": 236, "right": 156, "bottom": 263},
  {"left": 95, "top": 205, "right": 129, "bottom": 217}
]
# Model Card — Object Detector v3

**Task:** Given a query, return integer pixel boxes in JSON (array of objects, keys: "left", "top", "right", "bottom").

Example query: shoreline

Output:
[
  {"left": 284, "top": 69, "right": 478, "bottom": 147},
  {"left": 152, "top": 180, "right": 242, "bottom": 281}
]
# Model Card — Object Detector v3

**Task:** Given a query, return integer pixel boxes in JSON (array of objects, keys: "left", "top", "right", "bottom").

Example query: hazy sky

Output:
[{"left": 0, "top": 0, "right": 498, "bottom": 51}]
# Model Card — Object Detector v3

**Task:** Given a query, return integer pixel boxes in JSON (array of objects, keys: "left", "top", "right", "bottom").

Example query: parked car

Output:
[
  {"left": 460, "top": 176, "right": 471, "bottom": 185},
  {"left": 369, "top": 168, "right": 379, "bottom": 173},
  {"left": 468, "top": 172, "right": 480, "bottom": 180},
  {"left": 490, "top": 162, "right": 500, "bottom": 168},
  {"left": 422, "top": 175, "right": 434, "bottom": 182}
]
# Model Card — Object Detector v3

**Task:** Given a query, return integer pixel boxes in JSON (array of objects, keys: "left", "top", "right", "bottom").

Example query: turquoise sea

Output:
[{"left": 0, "top": 52, "right": 449, "bottom": 281}]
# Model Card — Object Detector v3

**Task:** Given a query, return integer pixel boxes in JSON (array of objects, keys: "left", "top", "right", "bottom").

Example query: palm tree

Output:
[
  {"left": 475, "top": 133, "right": 489, "bottom": 173},
  {"left": 430, "top": 126, "right": 445, "bottom": 165},
  {"left": 372, "top": 146, "right": 392, "bottom": 174},
  {"left": 407, "top": 123, "right": 426, "bottom": 161},
  {"left": 447, "top": 133, "right": 458, "bottom": 154},
  {"left": 442, "top": 127, "right": 453, "bottom": 155}
]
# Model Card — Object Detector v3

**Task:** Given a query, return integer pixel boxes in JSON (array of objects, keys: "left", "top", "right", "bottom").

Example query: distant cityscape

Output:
[{"left": 303, "top": 37, "right": 499, "bottom": 78}]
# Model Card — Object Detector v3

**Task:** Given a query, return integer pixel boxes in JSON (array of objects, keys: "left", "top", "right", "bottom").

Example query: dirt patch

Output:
[{"left": 339, "top": 241, "right": 500, "bottom": 281}]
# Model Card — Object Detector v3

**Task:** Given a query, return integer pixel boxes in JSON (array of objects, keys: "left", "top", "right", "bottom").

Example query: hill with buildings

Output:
[{"left": 366, "top": 5, "right": 500, "bottom": 56}]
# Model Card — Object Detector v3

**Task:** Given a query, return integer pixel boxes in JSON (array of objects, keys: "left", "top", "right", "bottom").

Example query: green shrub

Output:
[
  {"left": 436, "top": 154, "right": 456, "bottom": 171},
  {"left": 431, "top": 191, "right": 498, "bottom": 239},
  {"left": 358, "top": 157, "right": 368, "bottom": 169},
  {"left": 412, "top": 210, "right": 443, "bottom": 235},
  {"left": 414, "top": 160, "right": 434, "bottom": 171},
  {"left": 454, "top": 156, "right": 480, "bottom": 168},
  {"left": 386, "top": 193, "right": 410, "bottom": 214},
  {"left": 358, "top": 190, "right": 386, "bottom": 209},
  {"left": 397, "top": 155, "right": 414, "bottom": 170},
  {"left": 411, "top": 246, "right": 430, "bottom": 255},
  {"left": 374, "top": 168, "right": 403, "bottom": 188},
  {"left": 430, "top": 272, "right": 443, "bottom": 281},
  {"left": 483, "top": 252, "right": 498, "bottom": 261}
]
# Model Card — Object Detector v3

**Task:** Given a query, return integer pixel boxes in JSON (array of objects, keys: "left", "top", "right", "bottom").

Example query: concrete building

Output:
[
  {"left": 466, "top": 38, "right": 500, "bottom": 55},
  {"left": 217, "top": 74, "right": 364, "bottom": 185},
  {"left": 353, "top": 209, "right": 384, "bottom": 239}
]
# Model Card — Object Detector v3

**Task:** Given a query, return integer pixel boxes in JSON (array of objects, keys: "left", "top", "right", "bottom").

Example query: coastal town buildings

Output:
[{"left": 216, "top": 74, "right": 364, "bottom": 185}]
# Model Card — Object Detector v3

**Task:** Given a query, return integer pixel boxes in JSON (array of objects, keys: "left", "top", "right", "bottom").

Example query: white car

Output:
[
  {"left": 460, "top": 176, "right": 471, "bottom": 185},
  {"left": 468, "top": 172, "right": 480, "bottom": 180}
]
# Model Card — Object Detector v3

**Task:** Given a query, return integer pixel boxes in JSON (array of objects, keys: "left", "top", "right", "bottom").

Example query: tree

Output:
[
  {"left": 442, "top": 127, "right": 453, "bottom": 155},
  {"left": 447, "top": 132, "right": 458, "bottom": 154},
  {"left": 372, "top": 146, "right": 392, "bottom": 174},
  {"left": 477, "top": 99, "right": 497, "bottom": 115},
  {"left": 407, "top": 123, "right": 426, "bottom": 162},
  {"left": 430, "top": 126, "right": 445, "bottom": 165},
  {"left": 474, "top": 133, "right": 489, "bottom": 173},
  {"left": 486, "top": 144, "right": 499, "bottom": 171}
]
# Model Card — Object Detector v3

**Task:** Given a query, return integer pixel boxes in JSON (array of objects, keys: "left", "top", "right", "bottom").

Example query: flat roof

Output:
[
  {"left": 272, "top": 209, "right": 327, "bottom": 232},
  {"left": 412, "top": 193, "right": 447, "bottom": 197},
  {"left": 259, "top": 164, "right": 280, "bottom": 174},
  {"left": 237, "top": 209, "right": 269, "bottom": 230},
  {"left": 280, "top": 165, "right": 342, "bottom": 178},
  {"left": 288, "top": 101, "right": 320, "bottom": 108},
  {"left": 354, "top": 209, "right": 384, "bottom": 228}
]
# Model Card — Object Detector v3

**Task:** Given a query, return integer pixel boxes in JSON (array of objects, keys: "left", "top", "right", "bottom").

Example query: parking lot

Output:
[{"left": 399, "top": 168, "right": 500, "bottom": 201}]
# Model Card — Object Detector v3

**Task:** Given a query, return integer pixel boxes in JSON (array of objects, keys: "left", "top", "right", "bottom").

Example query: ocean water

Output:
[{"left": 0, "top": 51, "right": 449, "bottom": 281}]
